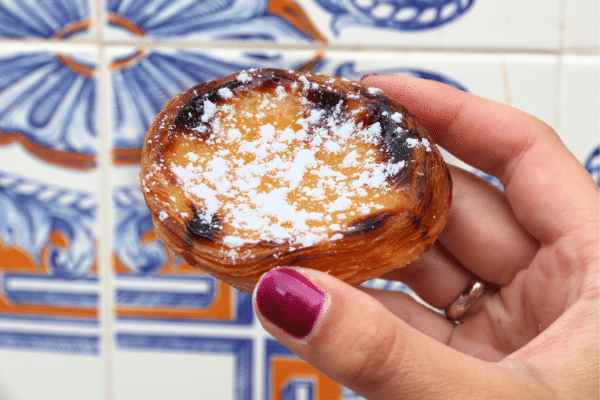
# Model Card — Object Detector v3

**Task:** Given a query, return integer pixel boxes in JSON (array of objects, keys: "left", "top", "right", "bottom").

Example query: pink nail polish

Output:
[{"left": 255, "top": 268, "right": 326, "bottom": 339}]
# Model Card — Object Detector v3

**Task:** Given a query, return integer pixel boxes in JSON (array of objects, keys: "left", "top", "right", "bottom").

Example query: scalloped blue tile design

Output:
[
  {"left": 0, "top": 0, "right": 89, "bottom": 39},
  {"left": 0, "top": 172, "right": 99, "bottom": 353},
  {"left": 315, "top": 0, "right": 476, "bottom": 35},
  {"left": 0, "top": 172, "right": 96, "bottom": 279},
  {"left": 107, "top": 0, "right": 318, "bottom": 42},
  {"left": 0, "top": 51, "right": 97, "bottom": 169},
  {"left": 114, "top": 185, "right": 169, "bottom": 275},
  {"left": 111, "top": 50, "right": 318, "bottom": 154},
  {"left": 585, "top": 145, "right": 600, "bottom": 186},
  {"left": 325, "top": 60, "right": 469, "bottom": 91},
  {"left": 113, "top": 185, "right": 254, "bottom": 324}
]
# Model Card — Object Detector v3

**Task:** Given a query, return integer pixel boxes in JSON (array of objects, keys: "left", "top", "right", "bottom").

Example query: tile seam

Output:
[
  {"left": 1, "top": 38, "right": 600, "bottom": 56},
  {"left": 96, "top": 0, "right": 115, "bottom": 398},
  {"left": 554, "top": 0, "right": 568, "bottom": 137}
]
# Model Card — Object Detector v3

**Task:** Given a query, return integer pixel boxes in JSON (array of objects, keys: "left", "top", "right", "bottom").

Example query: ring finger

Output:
[
  {"left": 381, "top": 165, "right": 537, "bottom": 310},
  {"left": 381, "top": 241, "right": 471, "bottom": 310}
]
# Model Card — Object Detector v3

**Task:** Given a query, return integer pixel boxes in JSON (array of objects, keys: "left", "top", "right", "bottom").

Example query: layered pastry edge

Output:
[{"left": 140, "top": 69, "right": 452, "bottom": 293}]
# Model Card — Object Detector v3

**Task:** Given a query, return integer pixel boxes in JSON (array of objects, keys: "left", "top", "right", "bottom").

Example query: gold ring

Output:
[{"left": 445, "top": 279, "right": 486, "bottom": 322}]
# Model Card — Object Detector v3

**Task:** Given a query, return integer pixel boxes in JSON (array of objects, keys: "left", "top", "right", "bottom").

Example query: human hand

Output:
[{"left": 252, "top": 75, "right": 599, "bottom": 399}]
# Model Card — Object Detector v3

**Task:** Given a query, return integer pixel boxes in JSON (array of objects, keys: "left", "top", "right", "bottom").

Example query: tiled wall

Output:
[{"left": 0, "top": 1, "right": 598, "bottom": 399}]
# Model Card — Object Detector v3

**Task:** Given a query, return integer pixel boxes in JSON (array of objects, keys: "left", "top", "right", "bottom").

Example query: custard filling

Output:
[{"left": 160, "top": 77, "right": 411, "bottom": 249}]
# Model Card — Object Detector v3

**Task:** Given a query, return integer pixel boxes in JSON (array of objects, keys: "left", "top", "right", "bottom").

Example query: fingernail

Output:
[
  {"left": 360, "top": 73, "right": 378, "bottom": 81},
  {"left": 255, "top": 268, "right": 326, "bottom": 339}
]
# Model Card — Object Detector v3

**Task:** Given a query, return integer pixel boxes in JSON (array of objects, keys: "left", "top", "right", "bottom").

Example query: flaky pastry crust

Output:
[{"left": 141, "top": 68, "right": 452, "bottom": 293}]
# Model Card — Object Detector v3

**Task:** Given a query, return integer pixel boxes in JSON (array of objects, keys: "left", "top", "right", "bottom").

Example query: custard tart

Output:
[{"left": 140, "top": 68, "right": 452, "bottom": 293}]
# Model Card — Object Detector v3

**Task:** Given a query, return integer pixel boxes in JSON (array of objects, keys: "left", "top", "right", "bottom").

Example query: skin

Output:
[{"left": 253, "top": 75, "right": 599, "bottom": 399}]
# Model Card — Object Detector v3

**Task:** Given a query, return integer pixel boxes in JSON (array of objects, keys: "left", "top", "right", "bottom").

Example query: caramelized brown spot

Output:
[
  {"left": 186, "top": 210, "right": 221, "bottom": 241},
  {"left": 161, "top": 70, "right": 415, "bottom": 249},
  {"left": 347, "top": 211, "right": 395, "bottom": 236}
]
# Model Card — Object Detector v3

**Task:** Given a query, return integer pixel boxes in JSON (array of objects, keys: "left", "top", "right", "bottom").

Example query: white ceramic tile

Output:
[
  {"left": 114, "top": 351, "right": 234, "bottom": 399},
  {"left": 113, "top": 335, "right": 252, "bottom": 400},
  {"left": 0, "top": 348, "right": 106, "bottom": 400},
  {"left": 300, "top": 0, "right": 562, "bottom": 50},
  {"left": 0, "top": 37, "right": 105, "bottom": 400},
  {"left": 319, "top": 50, "right": 558, "bottom": 130},
  {"left": 318, "top": 50, "right": 562, "bottom": 177},
  {"left": 563, "top": 0, "right": 600, "bottom": 50},
  {"left": 503, "top": 55, "right": 561, "bottom": 130},
  {"left": 558, "top": 55, "right": 600, "bottom": 170}
]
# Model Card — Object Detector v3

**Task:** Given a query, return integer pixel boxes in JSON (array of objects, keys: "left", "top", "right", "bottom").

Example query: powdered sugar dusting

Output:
[
  {"left": 164, "top": 71, "right": 412, "bottom": 256},
  {"left": 159, "top": 211, "right": 169, "bottom": 221},
  {"left": 236, "top": 71, "right": 251, "bottom": 83},
  {"left": 218, "top": 87, "right": 234, "bottom": 99}
]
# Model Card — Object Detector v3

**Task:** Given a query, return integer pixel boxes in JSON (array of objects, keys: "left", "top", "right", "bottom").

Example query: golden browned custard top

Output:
[{"left": 143, "top": 69, "right": 433, "bottom": 258}]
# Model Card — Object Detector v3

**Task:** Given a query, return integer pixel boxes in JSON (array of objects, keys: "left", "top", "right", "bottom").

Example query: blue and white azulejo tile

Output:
[
  {"left": 585, "top": 145, "right": 600, "bottom": 186},
  {"left": 111, "top": 49, "right": 321, "bottom": 163},
  {"left": 0, "top": 49, "right": 98, "bottom": 170},
  {"left": 106, "top": 0, "right": 326, "bottom": 43},
  {"left": 320, "top": 59, "right": 469, "bottom": 91},
  {"left": 313, "top": 0, "right": 476, "bottom": 35},
  {"left": 112, "top": 184, "right": 253, "bottom": 324},
  {"left": 0, "top": 171, "right": 99, "bottom": 333},
  {"left": 0, "top": 0, "right": 90, "bottom": 39}
]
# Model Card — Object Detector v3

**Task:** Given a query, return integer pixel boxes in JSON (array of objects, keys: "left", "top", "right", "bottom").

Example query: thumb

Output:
[{"left": 253, "top": 267, "right": 543, "bottom": 399}]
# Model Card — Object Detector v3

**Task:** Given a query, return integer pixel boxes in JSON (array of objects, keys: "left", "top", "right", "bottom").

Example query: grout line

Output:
[
  {"left": 554, "top": 0, "right": 568, "bottom": 135},
  {"left": 0, "top": 38, "right": 598, "bottom": 56},
  {"left": 96, "top": 0, "right": 115, "bottom": 399},
  {"left": 98, "top": 48, "right": 115, "bottom": 400},
  {"left": 499, "top": 61, "right": 513, "bottom": 106}
]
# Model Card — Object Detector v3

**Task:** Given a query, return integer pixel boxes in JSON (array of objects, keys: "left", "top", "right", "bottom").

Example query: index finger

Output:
[{"left": 361, "top": 74, "right": 598, "bottom": 245}]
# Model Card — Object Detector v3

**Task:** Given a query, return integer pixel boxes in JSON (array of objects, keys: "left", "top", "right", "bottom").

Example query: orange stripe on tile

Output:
[
  {"left": 56, "top": 53, "right": 95, "bottom": 78},
  {"left": 0, "top": 131, "right": 96, "bottom": 170},
  {"left": 268, "top": 0, "right": 327, "bottom": 44},
  {"left": 52, "top": 19, "right": 91, "bottom": 40},
  {"left": 107, "top": 13, "right": 145, "bottom": 37},
  {"left": 271, "top": 358, "right": 342, "bottom": 400},
  {"left": 0, "top": 241, "right": 98, "bottom": 319},
  {"left": 113, "top": 147, "right": 142, "bottom": 165}
]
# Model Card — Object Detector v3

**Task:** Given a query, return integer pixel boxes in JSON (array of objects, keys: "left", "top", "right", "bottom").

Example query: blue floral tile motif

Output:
[
  {"left": 0, "top": 172, "right": 96, "bottom": 278},
  {"left": 113, "top": 185, "right": 253, "bottom": 324},
  {"left": 585, "top": 145, "right": 599, "bottom": 186},
  {"left": 114, "top": 185, "right": 169, "bottom": 276},
  {"left": 0, "top": 0, "right": 89, "bottom": 39},
  {"left": 111, "top": 49, "right": 320, "bottom": 162},
  {"left": 315, "top": 0, "right": 476, "bottom": 35},
  {"left": 107, "top": 0, "right": 326, "bottom": 42},
  {"left": 328, "top": 60, "right": 469, "bottom": 91},
  {"left": 0, "top": 172, "right": 98, "bottom": 323},
  {"left": 0, "top": 51, "right": 97, "bottom": 169}
]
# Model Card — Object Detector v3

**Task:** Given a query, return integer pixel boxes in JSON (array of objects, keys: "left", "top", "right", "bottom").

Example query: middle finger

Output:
[
  {"left": 439, "top": 165, "right": 539, "bottom": 285},
  {"left": 382, "top": 165, "right": 539, "bottom": 309}
]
